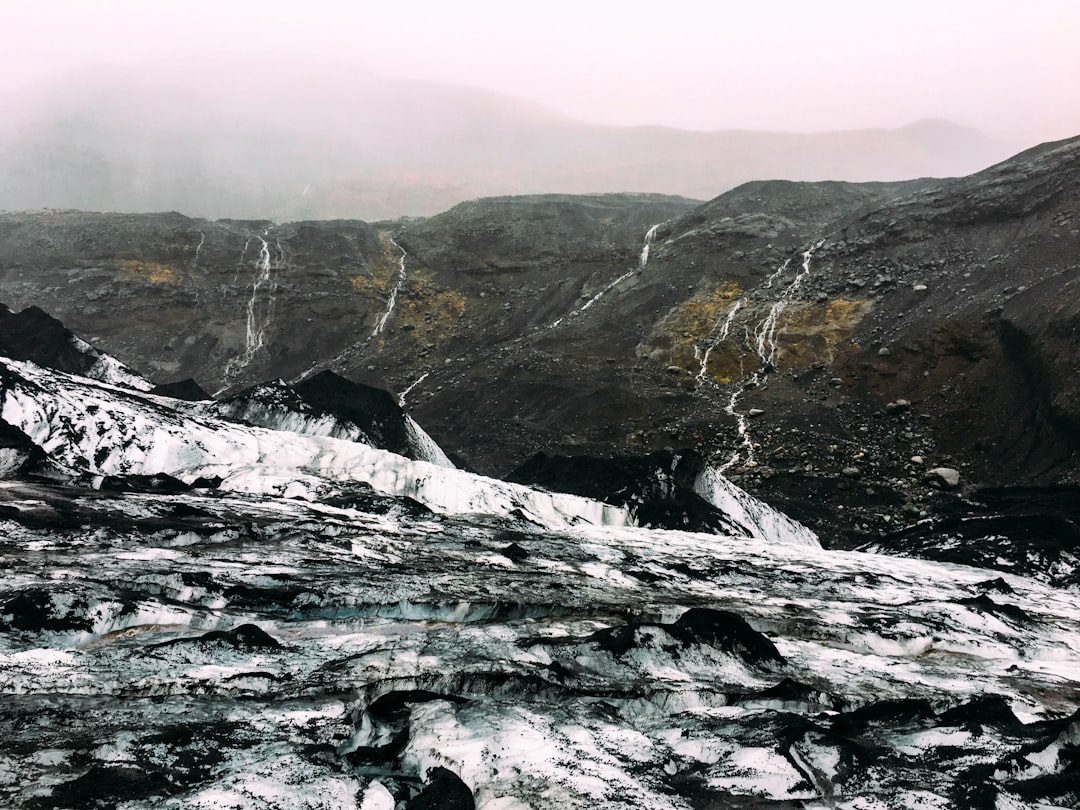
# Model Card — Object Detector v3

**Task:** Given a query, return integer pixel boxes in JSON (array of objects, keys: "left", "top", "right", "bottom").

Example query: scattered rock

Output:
[
  {"left": 500, "top": 542, "right": 529, "bottom": 562},
  {"left": 407, "top": 767, "right": 476, "bottom": 810},
  {"left": 925, "top": 467, "right": 961, "bottom": 489}
]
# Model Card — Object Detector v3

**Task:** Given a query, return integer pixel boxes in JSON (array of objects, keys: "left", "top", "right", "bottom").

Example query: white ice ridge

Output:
[
  {"left": 0, "top": 357, "right": 823, "bottom": 543},
  {"left": 693, "top": 464, "right": 819, "bottom": 548},
  {"left": 405, "top": 415, "right": 456, "bottom": 469},
  {"left": 68, "top": 335, "right": 154, "bottom": 392},
  {"left": 0, "top": 358, "right": 624, "bottom": 529},
  {"left": 551, "top": 223, "right": 661, "bottom": 328},
  {"left": 373, "top": 237, "right": 407, "bottom": 336},
  {"left": 191, "top": 383, "right": 455, "bottom": 469}
]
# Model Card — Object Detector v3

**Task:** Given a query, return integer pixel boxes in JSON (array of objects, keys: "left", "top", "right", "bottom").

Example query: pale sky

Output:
[{"left": 3, "top": 0, "right": 1078, "bottom": 144}]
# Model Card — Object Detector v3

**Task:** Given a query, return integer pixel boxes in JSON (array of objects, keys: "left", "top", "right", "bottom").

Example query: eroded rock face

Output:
[
  {"left": 0, "top": 213, "right": 394, "bottom": 392},
  {"left": 1, "top": 137, "right": 1078, "bottom": 544}
]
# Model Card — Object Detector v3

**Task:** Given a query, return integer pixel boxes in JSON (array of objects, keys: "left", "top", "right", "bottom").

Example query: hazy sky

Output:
[{"left": 3, "top": 0, "right": 1078, "bottom": 144}]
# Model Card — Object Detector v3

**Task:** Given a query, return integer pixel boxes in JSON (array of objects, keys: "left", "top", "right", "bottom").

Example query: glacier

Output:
[{"left": 0, "top": 352, "right": 1078, "bottom": 809}]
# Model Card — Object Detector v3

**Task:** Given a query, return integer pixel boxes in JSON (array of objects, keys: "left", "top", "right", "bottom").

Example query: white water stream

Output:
[
  {"left": 752, "top": 240, "right": 822, "bottom": 370},
  {"left": 398, "top": 371, "right": 430, "bottom": 407},
  {"left": 373, "top": 238, "right": 407, "bottom": 336},
  {"left": 695, "top": 300, "right": 743, "bottom": 383},
  {"left": 692, "top": 241, "right": 825, "bottom": 472},
  {"left": 551, "top": 223, "right": 661, "bottom": 328},
  {"left": 221, "top": 227, "right": 280, "bottom": 387},
  {"left": 192, "top": 232, "right": 205, "bottom": 271}
]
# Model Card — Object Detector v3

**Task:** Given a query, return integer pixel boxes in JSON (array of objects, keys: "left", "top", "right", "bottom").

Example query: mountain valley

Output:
[{"left": 1, "top": 134, "right": 1079, "bottom": 809}]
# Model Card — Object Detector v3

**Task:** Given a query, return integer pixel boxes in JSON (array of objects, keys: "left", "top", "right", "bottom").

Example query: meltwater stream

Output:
[
  {"left": 221, "top": 227, "right": 281, "bottom": 387},
  {"left": 373, "top": 237, "right": 407, "bottom": 336},
  {"left": 695, "top": 300, "right": 743, "bottom": 384},
  {"left": 690, "top": 241, "right": 825, "bottom": 472},
  {"left": 550, "top": 223, "right": 661, "bottom": 328}
]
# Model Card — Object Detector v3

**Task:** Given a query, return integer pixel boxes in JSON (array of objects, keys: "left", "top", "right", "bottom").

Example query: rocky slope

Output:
[
  {"left": 0, "top": 352, "right": 1078, "bottom": 809},
  {"left": 0, "top": 137, "right": 1078, "bottom": 547}
]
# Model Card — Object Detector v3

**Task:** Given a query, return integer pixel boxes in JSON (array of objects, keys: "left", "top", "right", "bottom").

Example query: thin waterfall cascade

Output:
[
  {"left": 550, "top": 223, "right": 661, "bottom": 329},
  {"left": 399, "top": 371, "right": 430, "bottom": 407},
  {"left": 696, "top": 300, "right": 743, "bottom": 383},
  {"left": 192, "top": 232, "right": 205, "bottom": 271},
  {"left": 693, "top": 241, "right": 825, "bottom": 472},
  {"left": 221, "top": 227, "right": 280, "bottom": 386},
  {"left": 373, "top": 238, "right": 407, "bottom": 337},
  {"left": 752, "top": 241, "right": 823, "bottom": 370}
]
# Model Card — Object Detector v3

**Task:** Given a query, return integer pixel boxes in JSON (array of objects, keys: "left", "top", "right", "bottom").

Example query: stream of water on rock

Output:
[
  {"left": 691, "top": 241, "right": 825, "bottom": 472},
  {"left": 550, "top": 223, "right": 661, "bottom": 329},
  {"left": 373, "top": 237, "right": 407, "bottom": 336}
]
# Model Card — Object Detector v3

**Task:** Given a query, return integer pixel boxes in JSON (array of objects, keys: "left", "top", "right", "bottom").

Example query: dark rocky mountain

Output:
[
  {"left": 3, "top": 136, "right": 1077, "bottom": 548},
  {"left": 3, "top": 128, "right": 1080, "bottom": 804},
  {"left": 0, "top": 70, "right": 1014, "bottom": 220}
]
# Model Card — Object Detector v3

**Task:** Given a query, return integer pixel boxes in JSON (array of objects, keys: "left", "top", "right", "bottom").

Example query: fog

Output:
[{"left": 1, "top": 0, "right": 1076, "bottom": 220}]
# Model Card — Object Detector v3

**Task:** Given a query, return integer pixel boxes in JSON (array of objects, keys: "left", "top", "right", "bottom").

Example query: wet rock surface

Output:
[
  {"left": 1, "top": 136, "right": 1080, "bottom": 806},
  {"left": 1, "top": 139, "right": 1078, "bottom": 543}
]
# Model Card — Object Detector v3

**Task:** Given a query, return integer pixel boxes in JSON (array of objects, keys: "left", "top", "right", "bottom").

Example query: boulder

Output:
[{"left": 926, "top": 467, "right": 961, "bottom": 488}]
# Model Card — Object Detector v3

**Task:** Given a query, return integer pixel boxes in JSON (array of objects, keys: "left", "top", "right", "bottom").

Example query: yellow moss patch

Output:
[
  {"left": 648, "top": 293, "right": 874, "bottom": 381},
  {"left": 118, "top": 260, "right": 179, "bottom": 284},
  {"left": 774, "top": 297, "right": 874, "bottom": 368},
  {"left": 698, "top": 349, "right": 748, "bottom": 384},
  {"left": 677, "top": 282, "right": 741, "bottom": 331},
  {"left": 641, "top": 281, "right": 744, "bottom": 373},
  {"left": 398, "top": 286, "right": 467, "bottom": 336},
  {"left": 349, "top": 231, "right": 403, "bottom": 294}
]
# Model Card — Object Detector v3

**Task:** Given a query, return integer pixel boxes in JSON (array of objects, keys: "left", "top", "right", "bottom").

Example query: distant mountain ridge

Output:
[{"left": 0, "top": 71, "right": 1014, "bottom": 220}]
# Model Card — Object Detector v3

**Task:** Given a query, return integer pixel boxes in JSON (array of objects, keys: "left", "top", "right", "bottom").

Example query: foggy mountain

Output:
[{"left": 0, "top": 69, "right": 1014, "bottom": 221}]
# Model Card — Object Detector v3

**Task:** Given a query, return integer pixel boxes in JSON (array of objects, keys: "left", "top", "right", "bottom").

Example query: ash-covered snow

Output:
[
  {"left": 0, "top": 357, "right": 620, "bottom": 529},
  {"left": 71, "top": 335, "right": 156, "bottom": 392},
  {"left": 0, "top": 356, "right": 1078, "bottom": 809},
  {"left": 694, "top": 464, "right": 819, "bottom": 548}
]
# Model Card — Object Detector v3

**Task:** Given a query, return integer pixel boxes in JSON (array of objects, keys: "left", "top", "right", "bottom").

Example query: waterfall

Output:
[
  {"left": 192, "top": 232, "right": 205, "bottom": 271},
  {"left": 399, "top": 371, "right": 430, "bottom": 407},
  {"left": 696, "top": 300, "right": 743, "bottom": 383},
  {"left": 550, "top": 223, "right": 661, "bottom": 328},
  {"left": 221, "top": 227, "right": 279, "bottom": 385},
  {"left": 373, "top": 238, "right": 407, "bottom": 336},
  {"left": 700, "top": 241, "right": 825, "bottom": 472}
]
